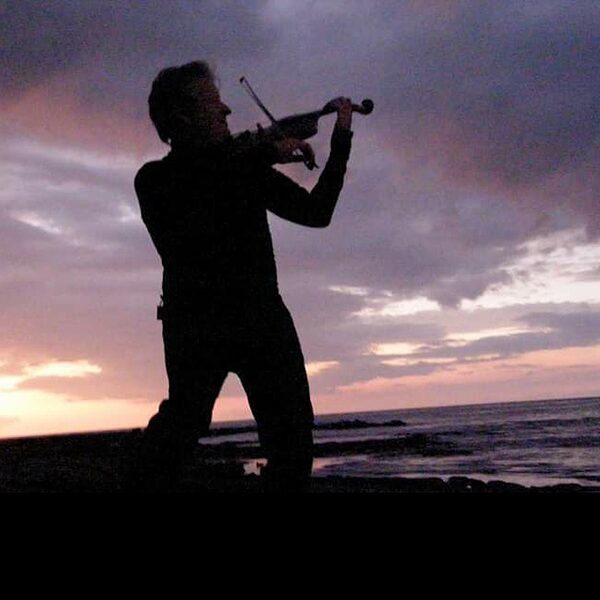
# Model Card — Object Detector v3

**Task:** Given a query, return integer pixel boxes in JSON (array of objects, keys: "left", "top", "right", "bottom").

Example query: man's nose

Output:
[{"left": 222, "top": 104, "right": 232, "bottom": 116}]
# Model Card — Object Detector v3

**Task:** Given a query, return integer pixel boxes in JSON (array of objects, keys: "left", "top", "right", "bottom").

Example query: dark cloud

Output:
[
  {"left": 0, "top": 1, "right": 275, "bottom": 98},
  {"left": 368, "top": 1, "right": 600, "bottom": 237},
  {"left": 1, "top": 0, "right": 94, "bottom": 94},
  {"left": 374, "top": 1, "right": 600, "bottom": 181},
  {"left": 521, "top": 310, "right": 600, "bottom": 345}
]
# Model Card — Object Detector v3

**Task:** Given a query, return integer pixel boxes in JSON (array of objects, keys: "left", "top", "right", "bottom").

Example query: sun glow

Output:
[
  {"left": 12, "top": 211, "right": 64, "bottom": 235},
  {"left": 367, "top": 342, "right": 424, "bottom": 356},
  {"left": 0, "top": 359, "right": 105, "bottom": 434},
  {"left": 381, "top": 357, "right": 455, "bottom": 366},
  {"left": 444, "top": 326, "right": 550, "bottom": 346},
  {"left": 306, "top": 361, "right": 340, "bottom": 376},
  {"left": 0, "top": 388, "right": 154, "bottom": 439},
  {"left": 22, "top": 360, "right": 102, "bottom": 379},
  {"left": 0, "top": 359, "right": 102, "bottom": 391},
  {"left": 354, "top": 296, "right": 441, "bottom": 318}
]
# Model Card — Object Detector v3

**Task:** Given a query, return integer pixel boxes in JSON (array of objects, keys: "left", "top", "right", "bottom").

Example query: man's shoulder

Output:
[{"left": 134, "top": 159, "right": 166, "bottom": 191}]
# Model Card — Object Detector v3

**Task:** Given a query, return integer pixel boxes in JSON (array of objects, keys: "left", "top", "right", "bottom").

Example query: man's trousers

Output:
[{"left": 136, "top": 294, "right": 314, "bottom": 491}]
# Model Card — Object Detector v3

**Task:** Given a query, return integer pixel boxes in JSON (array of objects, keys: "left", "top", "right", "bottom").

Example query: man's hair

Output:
[{"left": 148, "top": 60, "right": 216, "bottom": 145}]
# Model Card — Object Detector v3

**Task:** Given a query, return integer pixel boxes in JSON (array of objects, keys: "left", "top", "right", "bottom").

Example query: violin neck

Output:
[{"left": 274, "top": 110, "right": 322, "bottom": 140}]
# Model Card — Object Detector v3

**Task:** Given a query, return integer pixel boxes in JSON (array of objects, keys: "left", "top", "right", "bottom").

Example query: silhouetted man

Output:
[{"left": 133, "top": 61, "right": 353, "bottom": 492}]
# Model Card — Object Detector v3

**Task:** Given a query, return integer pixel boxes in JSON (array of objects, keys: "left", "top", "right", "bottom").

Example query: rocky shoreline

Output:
[{"left": 0, "top": 428, "right": 597, "bottom": 493}]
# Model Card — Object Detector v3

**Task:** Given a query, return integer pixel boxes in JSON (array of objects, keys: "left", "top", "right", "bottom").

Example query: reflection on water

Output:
[
  {"left": 213, "top": 397, "right": 600, "bottom": 487},
  {"left": 242, "top": 455, "right": 363, "bottom": 476},
  {"left": 243, "top": 460, "right": 265, "bottom": 476}
]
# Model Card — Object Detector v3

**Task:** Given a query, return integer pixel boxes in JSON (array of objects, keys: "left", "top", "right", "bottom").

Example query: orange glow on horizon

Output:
[{"left": 0, "top": 388, "right": 155, "bottom": 439}]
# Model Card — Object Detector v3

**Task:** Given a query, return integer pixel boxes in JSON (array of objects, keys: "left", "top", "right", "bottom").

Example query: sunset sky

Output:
[{"left": 2, "top": 0, "right": 600, "bottom": 438}]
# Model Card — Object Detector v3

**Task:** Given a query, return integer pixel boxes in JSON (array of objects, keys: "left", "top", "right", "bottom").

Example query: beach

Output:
[{"left": 1, "top": 397, "right": 598, "bottom": 493}]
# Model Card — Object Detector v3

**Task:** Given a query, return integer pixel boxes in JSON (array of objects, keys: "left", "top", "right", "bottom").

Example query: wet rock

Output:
[
  {"left": 486, "top": 480, "right": 527, "bottom": 492},
  {"left": 534, "top": 483, "right": 585, "bottom": 493}
]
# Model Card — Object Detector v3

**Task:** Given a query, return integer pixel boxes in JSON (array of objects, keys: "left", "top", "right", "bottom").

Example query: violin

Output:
[
  {"left": 266, "top": 97, "right": 374, "bottom": 141},
  {"left": 234, "top": 76, "right": 374, "bottom": 168}
]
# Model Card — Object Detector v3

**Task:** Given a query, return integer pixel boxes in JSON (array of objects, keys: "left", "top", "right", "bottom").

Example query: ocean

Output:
[{"left": 204, "top": 396, "right": 600, "bottom": 488}]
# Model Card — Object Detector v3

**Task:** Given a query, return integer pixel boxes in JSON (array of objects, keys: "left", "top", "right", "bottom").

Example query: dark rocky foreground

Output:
[{"left": 0, "top": 428, "right": 597, "bottom": 493}]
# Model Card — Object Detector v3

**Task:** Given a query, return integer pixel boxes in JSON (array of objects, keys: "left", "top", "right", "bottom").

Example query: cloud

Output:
[
  {"left": 331, "top": 343, "right": 600, "bottom": 411},
  {"left": 520, "top": 310, "right": 600, "bottom": 347},
  {"left": 305, "top": 361, "right": 339, "bottom": 376},
  {"left": 352, "top": 306, "right": 600, "bottom": 377},
  {"left": 0, "top": 359, "right": 101, "bottom": 393}
]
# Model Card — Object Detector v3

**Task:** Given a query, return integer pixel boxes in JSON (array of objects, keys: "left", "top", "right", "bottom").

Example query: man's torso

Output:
[{"left": 135, "top": 148, "right": 281, "bottom": 311}]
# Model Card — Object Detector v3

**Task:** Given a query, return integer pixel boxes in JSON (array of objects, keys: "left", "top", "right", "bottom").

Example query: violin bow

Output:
[
  {"left": 239, "top": 76, "right": 317, "bottom": 168},
  {"left": 239, "top": 76, "right": 278, "bottom": 125}
]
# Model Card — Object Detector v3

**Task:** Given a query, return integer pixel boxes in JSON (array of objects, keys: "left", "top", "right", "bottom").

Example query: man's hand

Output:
[
  {"left": 272, "top": 137, "right": 317, "bottom": 170},
  {"left": 328, "top": 97, "right": 353, "bottom": 131},
  {"left": 264, "top": 97, "right": 353, "bottom": 170}
]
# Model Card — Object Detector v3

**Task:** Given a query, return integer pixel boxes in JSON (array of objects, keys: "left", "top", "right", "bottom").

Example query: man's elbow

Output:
[
  {"left": 317, "top": 217, "right": 332, "bottom": 228},
  {"left": 307, "top": 215, "right": 332, "bottom": 228}
]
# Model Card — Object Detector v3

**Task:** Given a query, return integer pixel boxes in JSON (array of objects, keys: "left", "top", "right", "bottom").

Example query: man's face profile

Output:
[{"left": 180, "top": 79, "right": 232, "bottom": 143}]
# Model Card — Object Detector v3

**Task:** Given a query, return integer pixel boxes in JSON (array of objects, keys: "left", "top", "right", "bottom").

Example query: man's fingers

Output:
[
  {"left": 298, "top": 141, "right": 315, "bottom": 164},
  {"left": 329, "top": 96, "right": 352, "bottom": 111},
  {"left": 335, "top": 98, "right": 352, "bottom": 130},
  {"left": 289, "top": 141, "right": 314, "bottom": 164},
  {"left": 273, "top": 138, "right": 316, "bottom": 167}
]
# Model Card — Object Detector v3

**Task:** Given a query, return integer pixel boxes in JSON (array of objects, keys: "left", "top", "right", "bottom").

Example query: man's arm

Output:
[
  {"left": 134, "top": 163, "right": 166, "bottom": 250},
  {"left": 261, "top": 126, "right": 353, "bottom": 228},
  {"left": 134, "top": 163, "right": 216, "bottom": 260}
]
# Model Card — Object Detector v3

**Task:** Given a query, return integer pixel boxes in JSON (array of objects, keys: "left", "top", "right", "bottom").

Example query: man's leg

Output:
[
  {"left": 236, "top": 300, "right": 314, "bottom": 492},
  {"left": 130, "top": 311, "right": 228, "bottom": 490}
]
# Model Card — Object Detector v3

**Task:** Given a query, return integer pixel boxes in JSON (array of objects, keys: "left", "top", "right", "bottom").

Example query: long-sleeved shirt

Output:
[{"left": 134, "top": 127, "right": 353, "bottom": 311}]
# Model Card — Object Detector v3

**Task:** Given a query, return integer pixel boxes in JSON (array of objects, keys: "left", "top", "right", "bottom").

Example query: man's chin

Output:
[
  {"left": 207, "top": 130, "right": 232, "bottom": 144},
  {"left": 186, "top": 130, "right": 231, "bottom": 149}
]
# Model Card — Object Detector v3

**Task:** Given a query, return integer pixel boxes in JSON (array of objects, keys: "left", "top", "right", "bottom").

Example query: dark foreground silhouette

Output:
[
  {"left": 132, "top": 61, "right": 356, "bottom": 492},
  {"left": 1, "top": 429, "right": 597, "bottom": 493}
]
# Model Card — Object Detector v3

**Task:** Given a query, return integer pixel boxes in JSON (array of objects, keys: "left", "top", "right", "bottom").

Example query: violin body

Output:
[{"left": 263, "top": 110, "right": 322, "bottom": 141}]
